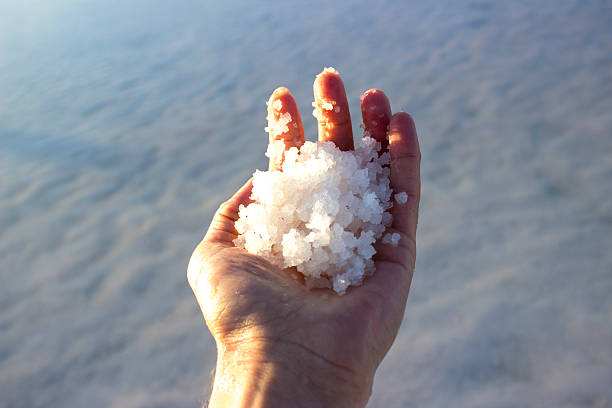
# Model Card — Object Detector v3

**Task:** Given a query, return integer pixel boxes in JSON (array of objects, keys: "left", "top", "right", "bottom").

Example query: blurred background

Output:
[{"left": 1, "top": 0, "right": 611, "bottom": 407}]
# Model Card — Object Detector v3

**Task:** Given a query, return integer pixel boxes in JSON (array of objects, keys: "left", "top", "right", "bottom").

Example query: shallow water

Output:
[{"left": 2, "top": 0, "right": 612, "bottom": 406}]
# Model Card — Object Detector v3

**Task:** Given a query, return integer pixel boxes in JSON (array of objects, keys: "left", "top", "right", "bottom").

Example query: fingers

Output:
[
  {"left": 266, "top": 87, "right": 305, "bottom": 171},
  {"left": 360, "top": 89, "right": 392, "bottom": 152},
  {"left": 313, "top": 67, "right": 354, "bottom": 151},
  {"left": 203, "top": 178, "right": 254, "bottom": 245},
  {"left": 388, "top": 112, "right": 421, "bottom": 241}
]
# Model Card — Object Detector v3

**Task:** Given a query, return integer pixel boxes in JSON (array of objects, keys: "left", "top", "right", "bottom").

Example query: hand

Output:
[{"left": 188, "top": 68, "right": 420, "bottom": 408}]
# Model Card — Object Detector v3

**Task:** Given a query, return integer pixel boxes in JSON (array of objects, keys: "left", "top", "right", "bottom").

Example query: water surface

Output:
[{"left": 2, "top": 1, "right": 612, "bottom": 406}]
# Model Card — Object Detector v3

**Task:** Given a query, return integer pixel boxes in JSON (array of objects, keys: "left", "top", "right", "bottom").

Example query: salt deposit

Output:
[
  {"left": 312, "top": 100, "right": 337, "bottom": 120},
  {"left": 234, "top": 136, "right": 395, "bottom": 295},
  {"left": 264, "top": 99, "right": 292, "bottom": 137},
  {"left": 395, "top": 192, "right": 408, "bottom": 204},
  {"left": 382, "top": 232, "right": 401, "bottom": 246}
]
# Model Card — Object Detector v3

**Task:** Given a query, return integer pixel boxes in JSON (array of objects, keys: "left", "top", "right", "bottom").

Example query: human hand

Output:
[{"left": 188, "top": 69, "right": 420, "bottom": 408}]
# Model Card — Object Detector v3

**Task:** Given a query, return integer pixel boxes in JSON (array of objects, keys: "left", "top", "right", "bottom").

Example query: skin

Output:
[{"left": 188, "top": 69, "right": 421, "bottom": 408}]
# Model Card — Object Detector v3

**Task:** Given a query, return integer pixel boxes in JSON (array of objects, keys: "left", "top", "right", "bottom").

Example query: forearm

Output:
[{"left": 208, "top": 341, "right": 373, "bottom": 408}]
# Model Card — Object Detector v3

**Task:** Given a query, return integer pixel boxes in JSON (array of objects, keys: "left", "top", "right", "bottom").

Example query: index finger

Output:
[{"left": 266, "top": 87, "right": 305, "bottom": 171}]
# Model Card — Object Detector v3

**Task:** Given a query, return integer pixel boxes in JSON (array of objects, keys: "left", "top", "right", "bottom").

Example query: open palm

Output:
[{"left": 188, "top": 69, "right": 420, "bottom": 406}]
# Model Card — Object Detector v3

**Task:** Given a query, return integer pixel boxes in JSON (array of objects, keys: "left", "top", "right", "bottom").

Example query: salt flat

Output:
[{"left": 1, "top": 1, "right": 611, "bottom": 407}]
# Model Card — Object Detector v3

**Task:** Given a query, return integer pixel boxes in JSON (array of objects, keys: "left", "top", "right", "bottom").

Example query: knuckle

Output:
[{"left": 218, "top": 200, "right": 232, "bottom": 215}]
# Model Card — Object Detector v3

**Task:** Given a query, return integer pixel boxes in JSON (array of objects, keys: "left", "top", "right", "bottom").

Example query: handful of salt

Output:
[{"left": 234, "top": 134, "right": 402, "bottom": 295}]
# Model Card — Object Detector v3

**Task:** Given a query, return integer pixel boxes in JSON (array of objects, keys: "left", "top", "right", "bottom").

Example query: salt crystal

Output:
[
  {"left": 265, "top": 112, "right": 292, "bottom": 137},
  {"left": 321, "top": 100, "right": 334, "bottom": 111},
  {"left": 382, "top": 232, "right": 401, "bottom": 246},
  {"left": 395, "top": 192, "right": 408, "bottom": 204},
  {"left": 235, "top": 121, "right": 395, "bottom": 295},
  {"left": 322, "top": 66, "right": 338, "bottom": 75}
]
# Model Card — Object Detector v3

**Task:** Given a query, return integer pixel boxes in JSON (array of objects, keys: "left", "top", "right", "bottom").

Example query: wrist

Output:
[{"left": 208, "top": 339, "right": 373, "bottom": 408}]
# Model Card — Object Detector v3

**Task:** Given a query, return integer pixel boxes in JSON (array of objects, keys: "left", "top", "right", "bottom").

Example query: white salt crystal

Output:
[
  {"left": 312, "top": 102, "right": 322, "bottom": 120},
  {"left": 265, "top": 111, "right": 292, "bottom": 137},
  {"left": 234, "top": 133, "right": 395, "bottom": 295},
  {"left": 395, "top": 191, "right": 408, "bottom": 204},
  {"left": 321, "top": 100, "right": 334, "bottom": 111},
  {"left": 321, "top": 66, "right": 339, "bottom": 75},
  {"left": 382, "top": 232, "right": 401, "bottom": 246},
  {"left": 282, "top": 229, "right": 312, "bottom": 265},
  {"left": 272, "top": 99, "right": 282, "bottom": 111}
]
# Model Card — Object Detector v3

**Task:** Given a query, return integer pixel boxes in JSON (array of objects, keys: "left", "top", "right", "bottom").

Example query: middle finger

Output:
[{"left": 313, "top": 67, "right": 354, "bottom": 151}]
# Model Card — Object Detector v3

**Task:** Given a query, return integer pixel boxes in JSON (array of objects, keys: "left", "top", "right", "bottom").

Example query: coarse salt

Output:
[
  {"left": 234, "top": 135, "right": 394, "bottom": 295},
  {"left": 395, "top": 192, "right": 408, "bottom": 204}
]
